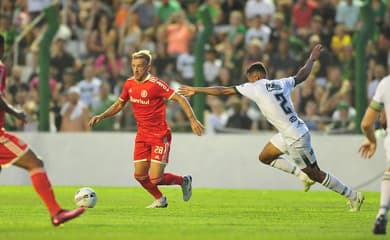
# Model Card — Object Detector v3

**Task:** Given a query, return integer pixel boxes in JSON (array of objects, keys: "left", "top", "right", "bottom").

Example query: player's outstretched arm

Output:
[
  {"left": 0, "top": 94, "right": 26, "bottom": 122},
  {"left": 359, "top": 107, "right": 380, "bottom": 159},
  {"left": 89, "top": 99, "right": 126, "bottom": 127},
  {"left": 178, "top": 85, "right": 237, "bottom": 97},
  {"left": 295, "top": 44, "right": 322, "bottom": 85},
  {"left": 170, "top": 93, "right": 204, "bottom": 136}
]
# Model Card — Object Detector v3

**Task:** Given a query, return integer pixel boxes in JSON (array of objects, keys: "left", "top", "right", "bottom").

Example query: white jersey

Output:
[
  {"left": 235, "top": 77, "right": 308, "bottom": 144},
  {"left": 372, "top": 75, "right": 390, "bottom": 135}
]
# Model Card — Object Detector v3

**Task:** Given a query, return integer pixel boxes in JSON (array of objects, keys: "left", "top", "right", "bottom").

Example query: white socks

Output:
[
  {"left": 377, "top": 173, "right": 390, "bottom": 219},
  {"left": 321, "top": 173, "right": 356, "bottom": 200},
  {"left": 270, "top": 157, "right": 312, "bottom": 182}
]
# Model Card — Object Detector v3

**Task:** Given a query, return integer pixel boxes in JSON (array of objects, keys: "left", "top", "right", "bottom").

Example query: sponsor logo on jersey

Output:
[
  {"left": 150, "top": 78, "right": 170, "bottom": 92},
  {"left": 141, "top": 90, "right": 148, "bottom": 98},
  {"left": 130, "top": 96, "right": 150, "bottom": 105},
  {"left": 266, "top": 83, "right": 282, "bottom": 92}
]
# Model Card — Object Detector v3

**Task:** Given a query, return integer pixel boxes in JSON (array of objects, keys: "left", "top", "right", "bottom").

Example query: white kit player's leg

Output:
[
  {"left": 373, "top": 172, "right": 390, "bottom": 234},
  {"left": 268, "top": 134, "right": 315, "bottom": 191},
  {"left": 321, "top": 172, "right": 364, "bottom": 211},
  {"left": 377, "top": 172, "right": 390, "bottom": 218},
  {"left": 270, "top": 156, "right": 315, "bottom": 192}
]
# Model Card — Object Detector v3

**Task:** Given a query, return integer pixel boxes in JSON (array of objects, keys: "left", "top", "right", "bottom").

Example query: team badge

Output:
[{"left": 141, "top": 90, "right": 148, "bottom": 98}]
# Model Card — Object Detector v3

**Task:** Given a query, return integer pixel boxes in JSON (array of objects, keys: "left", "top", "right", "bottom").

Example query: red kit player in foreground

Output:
[
  {"left": 0, "top": 34, "right": 85, "bottom": 226},
  {"left": 89, "top": 50, "right": 204, "bottom": 208}
]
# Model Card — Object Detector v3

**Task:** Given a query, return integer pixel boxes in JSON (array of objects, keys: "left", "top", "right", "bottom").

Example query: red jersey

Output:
[
  {"left": 119, "top": 74, "right": 175, "bottom": 141},
  {"left": 0, "top": 61, "right": 7, "bottom": 129}
]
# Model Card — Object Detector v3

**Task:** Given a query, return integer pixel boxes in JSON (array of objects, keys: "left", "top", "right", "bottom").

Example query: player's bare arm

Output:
[
  {"left": 295, "top": 44, "right": 322, "bottom": 85},
  {"left": 0, "top": 94, "right": 26, "bottom": 122},
  {"left": 380, "top": 110, "right": 387, "bottom": 130},
  {"left": 170, "top": 92, "right": 204, "bottom": 136},
  {"left": 89, "top": 99, "right": 126, "bottom": 127},
  {"left": 178, "top": 85, "right": 237, "bottom": 97},
  {"left": 359, "top": 107, "right": 380, "bottom": 159}
]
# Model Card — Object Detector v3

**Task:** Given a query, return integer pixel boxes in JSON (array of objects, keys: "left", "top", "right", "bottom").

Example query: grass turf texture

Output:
[{"left": 0, "top": 186, "right": 383, "bottom": 240}]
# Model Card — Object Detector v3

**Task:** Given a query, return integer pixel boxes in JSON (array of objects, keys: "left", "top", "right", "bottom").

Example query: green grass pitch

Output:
[{"left": 0, "top": 186, "right": 383, "bottom": 240}]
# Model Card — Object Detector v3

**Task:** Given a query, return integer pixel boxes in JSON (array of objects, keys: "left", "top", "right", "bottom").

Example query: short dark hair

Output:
[{"left": 246, "top": 61, "right": 268, "bottom": 78}]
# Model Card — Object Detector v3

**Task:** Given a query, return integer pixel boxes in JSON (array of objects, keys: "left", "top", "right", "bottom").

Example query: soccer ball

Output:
[{"left": 74, "top": 187, "right": 97, "bottom": 208}]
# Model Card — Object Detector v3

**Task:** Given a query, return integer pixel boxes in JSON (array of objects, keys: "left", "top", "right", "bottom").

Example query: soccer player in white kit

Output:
[
  {"left": 180, "top": 44, "right": 364, "bottom": 211},
  {"left": 360, "top": 74, "right": 390, "bottom": 234}
]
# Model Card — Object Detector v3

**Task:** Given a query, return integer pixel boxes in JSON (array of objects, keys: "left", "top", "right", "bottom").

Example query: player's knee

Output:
[
  {"left": 150, "top": 176, "right": 162, "bottom": 185},
  {"left": 134, "top": 174, "right": 149, "bottom": 183},
  {"left": 258, "top": 153, "right": 273, "bottom": 165},
  {"left": 31, "top": 157, "right": 44, "bottom": 168}
]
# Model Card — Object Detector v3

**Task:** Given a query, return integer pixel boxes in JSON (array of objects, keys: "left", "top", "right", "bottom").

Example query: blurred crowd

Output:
[{"left": 0, "top": 0, "right": 389, "bottom": 134}]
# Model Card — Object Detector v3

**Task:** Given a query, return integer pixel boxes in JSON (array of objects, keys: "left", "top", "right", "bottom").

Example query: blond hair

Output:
[{"left": 131, "top": 50, "right": 152, "bottom": 65}]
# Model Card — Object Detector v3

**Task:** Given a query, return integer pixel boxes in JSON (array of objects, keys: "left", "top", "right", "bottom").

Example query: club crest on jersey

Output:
[
  {"left": 266, "top": 83, "right": 282, "bottom": 92},
  {"left": 141, "top": 90, "right": 148, "bottom": 98}
]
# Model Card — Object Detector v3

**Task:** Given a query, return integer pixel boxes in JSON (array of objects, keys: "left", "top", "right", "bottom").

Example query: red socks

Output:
[
  {"left": 134, "top": 174, "right": 163, "bottom": 199},
  {"left": 30, "top": 169, "right": 61, "bottom": 216},
  {"left": 159, "top": 173, "right": 184, "bottom": 185}
]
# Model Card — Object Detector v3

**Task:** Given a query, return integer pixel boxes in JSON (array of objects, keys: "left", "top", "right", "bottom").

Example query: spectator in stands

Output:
[
  {"left": 60, "top": 68, "right": 77, "bottom": 94},
  {"left": 368, "top": 64, "right": 386, "bottom": 100},
  {"left": 331, "top": 24, "right": 352, "bottom": 60},
  {"left": 244, "top": 0, "right": 275, "bottom": 24},
  {"left": 87, "top": 13, "right": 118, "bottom": 58},
  {"left": 291, "top": 0, "right": 318, "bottom": 35},
  {"left": 339, "top": 44, "right": 355, "bottom": 81},
  {"left": 220, "top": 10, "right": 246, "bottom": 77},
  {"left": 8, "top": 65, "right": 30, "bottom": 104},
  {"left": 205, "top": 97, "right": 228, "bottom": 134},
  {"left": 160, "top": 10, "right": 196, "bottom": 59},
  {"left": 302, "top": 100, "right": 322, "bottom": 131},
  {"left": 335, "top": 0, "right": 360, "bottom": 33},
  {"left": 220, "top": 0, "right": 244, "bottom": 25},
  {"left": 50, "top": 37, "right": 76, "bottom": 83},
  {"left": 176, "top": 46, "right": 195, "bottom": 85},
  {"left": 293, "top": 75, "right": 323, "bottom": 116},
  {"left": 196, "top": 0, "right": 223, "bottom": 25},
  {"left": 325, "top": 101, "right": 356, "bottom": 134},
  {"left": 245, "top": 15, "right": 271, "bottom": 48},
  {"left": 0, "top": 15, "right": 17, "bottom": 52},
  {"left": 60, "top": 86, "right": 90, "bottom": 132},
  {"left": 2, "top": 0, "right": 389, "bottom": 135},
  {"left": 242, "top": 38, "right": 264, "bottom": 80},
  {"left": 301, "top": 34, "right": 334, "bottom": 87},
  {"left": 268, "top": 12, "right": 285, "bottom": 52},
  {"left": 204, "top": 48, "right": 222, "bottom": 86},
  {"left": 119, "top": 12, "right": 141, "bottom": 58},
  {"left": 156, "top": 0, "right": 182, "bottom": 24},
  {"left": 78, "top": 64, "right": 102, "bottom": 108},
  {"left": 225, "top": 96, "right": 252, "bottom": 130},
  {"left": 132, "top": 0, "right": 156, "bottom": 31},
  {"left": 269, "top": 40, "right": 296, "bottom": 78},
  {"left": 319, "top": 65, "right": 351, "bottom": 116},
  {"left": 91, "top": 82, "right": 117, "bottom": 131}
]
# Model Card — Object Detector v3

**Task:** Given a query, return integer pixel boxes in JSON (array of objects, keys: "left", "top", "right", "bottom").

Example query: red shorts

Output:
[
  {"left": 133, "top": 131, "right": 171, "bottom": 165},
  {"left": 0, "top": 131, "right": 29, "bottom": 166}
]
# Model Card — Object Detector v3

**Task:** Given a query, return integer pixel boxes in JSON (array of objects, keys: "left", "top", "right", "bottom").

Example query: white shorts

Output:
[{"left": 270, "top": 132, "right": 317, "bottom": 169}]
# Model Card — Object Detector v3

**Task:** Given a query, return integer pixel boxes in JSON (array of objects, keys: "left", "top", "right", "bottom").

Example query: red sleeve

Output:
[
  {"left": 119, "top": 80, "right": 130, "bottom": 102},
  {"left": 155, "top": 78, "right": 175, "bottom": 99}
]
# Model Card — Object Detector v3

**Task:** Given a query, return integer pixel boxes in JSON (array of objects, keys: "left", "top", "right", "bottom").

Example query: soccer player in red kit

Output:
[
  {"left": 0, "top": 34, "right": 84, "bottom": 226},
  {"left": 89, "top": 50, "right": 204, "bottom": 208}
]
